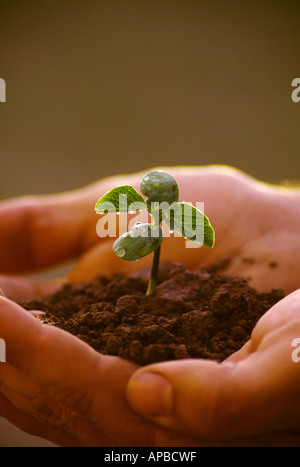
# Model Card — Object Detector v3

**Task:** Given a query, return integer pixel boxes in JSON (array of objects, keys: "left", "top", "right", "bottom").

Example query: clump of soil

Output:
[{"left": 21, "top": 263, "right": 284, "bottom": 366}]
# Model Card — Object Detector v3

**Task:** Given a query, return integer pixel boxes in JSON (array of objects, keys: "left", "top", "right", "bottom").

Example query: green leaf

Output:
[
  {"left": 140, "top": 171, "right": 179, "bottom": 206},
  {"left": 95, "top": 185, "right": 148, "bottom": 213},
  {"left": 164, "top": 202, "right": 215, "bottom": 247},
  {"left": 113, "top": 223, "right": 163, "bottom": 261}
]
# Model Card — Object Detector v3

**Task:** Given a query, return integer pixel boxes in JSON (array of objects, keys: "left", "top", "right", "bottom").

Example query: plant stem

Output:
[{"left": 146, "top": 245, "right": 161, "bottom": 296}]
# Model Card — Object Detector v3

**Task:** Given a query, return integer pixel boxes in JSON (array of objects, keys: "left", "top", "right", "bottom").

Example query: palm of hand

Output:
[{"left": 69, "top": 166, "right": 300, "bottom": 296}]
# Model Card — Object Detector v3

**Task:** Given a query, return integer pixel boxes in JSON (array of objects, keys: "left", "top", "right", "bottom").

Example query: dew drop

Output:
[
  {"left": 143, "top": 176, "right": 150, "bottom": 181},
  {"left": 115, "top": 246, "right": 126, "bottom": 257}
]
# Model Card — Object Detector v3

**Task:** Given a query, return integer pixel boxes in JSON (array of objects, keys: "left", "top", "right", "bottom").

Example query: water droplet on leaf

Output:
[{"left": 115, "top": 246, "right": 126, "bottom": 257}]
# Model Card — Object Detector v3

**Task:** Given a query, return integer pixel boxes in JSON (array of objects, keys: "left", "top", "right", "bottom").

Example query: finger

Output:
[
  {"left": 0, "top": 165, "right": 259, "bottom": 275},
  {"left": 67, "top": 165, "right": 292, "bottom": 284},
  {"left": 0, "top": 275, "right": 64, "bottom": 302},
  {"left": 0, "top": 357, "right": 107, "bottom": 446},
  {"left": 0, "top": 297, "right": 159, "bottom": 446},
  {"left": 0, "top": 296, "right": 111, "bottom": 406},
  {"left": 126, "top": 358, "right": 290, "bottom": 440},
  {"left": 0, "top": 359, "right": 124, "bottom": 447},
  {"left": 0, "top": 297, "right": 105, "bottom": 439},
  {"left": 127, "top": 293, "right": 300, "bottom": 440},
  {"left": 67, "top": 235, "right": 212, "bottom": 283},
  {"left": 0, "top": 387, "right": 76, "bottom": 446},
  {"left": 0, "top": 189, "right": 97, "bottom": 274},
  {"left": 0, "top": 171, "right": 148, "bottom": 274}
]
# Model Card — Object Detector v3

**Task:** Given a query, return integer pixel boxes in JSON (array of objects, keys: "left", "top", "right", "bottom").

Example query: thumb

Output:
[
  {"left": 126, "top": 349, "right": 298, "bottom": 441},
  {"left": 126, "top": 359, "right": 247, "bottom": 440}
]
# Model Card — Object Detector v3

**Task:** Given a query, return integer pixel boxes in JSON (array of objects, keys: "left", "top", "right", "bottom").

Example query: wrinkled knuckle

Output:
[
  {"left": 27, "top": 392, "right": 67, "bottom": 427},
  {"left": 57, "top": 390, "right": 93, "bottom": 419}
]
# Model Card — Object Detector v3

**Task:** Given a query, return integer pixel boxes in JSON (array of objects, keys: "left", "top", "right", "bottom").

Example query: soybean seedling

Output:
[{"left": 95, "top": 170, "right": 215, "bottom": 295}]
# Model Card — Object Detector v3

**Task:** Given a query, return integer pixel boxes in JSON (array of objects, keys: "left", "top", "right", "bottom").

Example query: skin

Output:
[{"left": 0, "top": 165, "right": 300, "bottom": 446}]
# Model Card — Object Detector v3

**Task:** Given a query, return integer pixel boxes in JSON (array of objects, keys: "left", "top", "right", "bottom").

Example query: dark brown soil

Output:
[{"left": 21, "top": 263, "right": 284, "bottom": 366}]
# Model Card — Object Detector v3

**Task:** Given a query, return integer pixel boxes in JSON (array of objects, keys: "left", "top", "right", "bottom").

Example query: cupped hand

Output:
[
  {"left": 0, "top": 294, "right": 208, "bottom": 447},
  {"left": 126, "top": 289, "right": 300, "bottom": 446},
  {"left": 0, "top": 165, "right": 300, "bottom": 446},
  {"left": 1, "top": 165, "right": 300, "bottom": 298}
]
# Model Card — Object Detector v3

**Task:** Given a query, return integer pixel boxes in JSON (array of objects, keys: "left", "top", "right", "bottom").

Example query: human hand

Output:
[
  {"left": 1, "top": 292, "right": 299, "bottom": 447},
  {"left": 126, "top": 289, "right": 300, "bottom": 446},
  {"left": 1, "top": 165, "right": 300, "bottom": 296},
  {"left": 66, "top": 165, "right": 300, "bottom": 295},
  {"left": 0, "top": 294, "right": 211, "bottom": 447},
  {"left": 124, "top": 167, "right": 300, "bottom": 446},
  {"left": 0, "top": 165, "right": 300, "bottom": 446}
]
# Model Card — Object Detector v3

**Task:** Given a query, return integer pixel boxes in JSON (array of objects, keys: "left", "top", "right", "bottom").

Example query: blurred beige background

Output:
[
  {"left": 1, "top": 0, "right": 300, "bottom": 202},
  {"left": 0, "top": 0, "right": 299, "bottom": 447}
]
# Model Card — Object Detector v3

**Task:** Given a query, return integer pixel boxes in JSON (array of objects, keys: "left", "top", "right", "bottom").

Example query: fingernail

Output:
[{"left": 127, "top": 371, "right": 173, "bottom": 417}]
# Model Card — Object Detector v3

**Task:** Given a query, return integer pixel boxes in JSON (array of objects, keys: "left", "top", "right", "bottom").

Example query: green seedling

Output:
[{"left": 95, "top": 170, "right": 215, "bottom": 295}]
